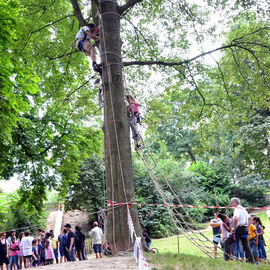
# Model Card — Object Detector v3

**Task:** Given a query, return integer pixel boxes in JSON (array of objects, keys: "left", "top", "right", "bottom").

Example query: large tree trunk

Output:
[{"left": 100, "top": 0, "right": 142, "bottom": 252}]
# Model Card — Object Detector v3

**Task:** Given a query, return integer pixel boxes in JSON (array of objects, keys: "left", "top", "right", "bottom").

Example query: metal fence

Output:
[
  {"left": 44, "top": 202, "right": 60, "bottom": 212},
  {"left": 85, "top": 238, "right": 93, "bottom": 255}
]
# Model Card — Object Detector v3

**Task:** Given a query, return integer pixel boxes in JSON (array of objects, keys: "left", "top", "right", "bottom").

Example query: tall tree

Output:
[{"left": 2, "top": 0, "right": 270, "bottom": 252}]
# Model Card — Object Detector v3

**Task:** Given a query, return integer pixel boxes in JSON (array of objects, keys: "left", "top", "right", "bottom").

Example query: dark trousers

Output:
[
  {"left": 76, "top": 247, "right": 85, "bottom": 260},
  {"left": 224, "top": 234, "right": 254, "bottom": 263},
  {"left": 64, "top": 248, "right": 70, "bottom": 261}
]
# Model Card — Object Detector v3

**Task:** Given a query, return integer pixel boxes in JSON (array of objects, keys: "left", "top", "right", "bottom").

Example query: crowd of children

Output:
[{"left": 0, "top": 222, "right": 101, "bottom": 269}]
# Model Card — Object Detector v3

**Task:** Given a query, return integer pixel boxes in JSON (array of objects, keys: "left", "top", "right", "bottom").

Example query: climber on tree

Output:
[
  {"left": 127, "top": 94, "right": 142, "bottom": 150},
  {"left": 75, "top": 23, "right": 102, "bottom": 73}
]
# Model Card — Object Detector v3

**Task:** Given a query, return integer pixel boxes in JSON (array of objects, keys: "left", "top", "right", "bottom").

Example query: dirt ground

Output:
[
  {"left": 39, "top": 255, "right": 147, "bottom": 270},
  {"left": 62, "top": 209, "right": 91, "bottom": 233}
]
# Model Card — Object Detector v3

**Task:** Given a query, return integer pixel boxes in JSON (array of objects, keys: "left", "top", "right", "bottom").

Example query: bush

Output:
[{"left": 231, "top": 186, "right": 269, "bottom": 207}]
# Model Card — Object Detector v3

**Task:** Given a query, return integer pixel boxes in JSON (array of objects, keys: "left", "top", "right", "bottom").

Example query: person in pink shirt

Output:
[
  {"left": 126, "top": 95, "right": 142, "bottom": 150},
  {"left": 9, "top": 237, "right": 19, "bottom": 270},
  {"left": 217, "top": 213, "right": 231, "bottom": 249}
]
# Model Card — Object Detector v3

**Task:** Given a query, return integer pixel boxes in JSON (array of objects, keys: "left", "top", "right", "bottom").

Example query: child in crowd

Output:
[
  {"left": 31, "top": 239, "right": 39, "bottom": 267},
  {"left": 50, "top": 233, "right": 59, "bottom": 263},
  {"left": 9, "top": 236, "right": 19, "bottom": 270},
  {"left": 44, "top": 233, "right": 54, "bottom": 265},
  {"left": 248, "top": 216, "right": 260, "bottom": 264},
  {"left": 58, "top": 229, "right": 67, "bottom": 263},
  {"left": 37, "top": 238, "right": 45, "bottom": 266},
  {"left": 217, "top": 213, "right": 230, "bottom": 249},
  {"left": 253, "top": 216, "right": 267, "bottom": 261}
]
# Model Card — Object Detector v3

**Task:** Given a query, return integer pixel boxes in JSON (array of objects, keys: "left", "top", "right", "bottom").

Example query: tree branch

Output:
[
  {"left": 125, "top": 18, "right": 155, "bottom": 56},
  {"left": 118, "top": 0, "right": 143, "bottom": 15},
  {"left": 31, "top": 15, "right": 74, "bottom": 34},
  {"left": 123, "top": 44, "right": 239, "bottom": 67},
  {"left": 19, "top": 15, "right": 74, "bottom": 53},
  {"left": 65, "top": 78, "right": 93, "bottom": 99},
  {"left": 70, "top": 0, "right": 88, "bottom": 26},
  {"left": 48, "top": 50, "right": 80, "bottom": 60}
]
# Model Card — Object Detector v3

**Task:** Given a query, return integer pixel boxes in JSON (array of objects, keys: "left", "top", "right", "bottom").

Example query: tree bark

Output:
[{"left": 100, "top": 0, "right": 142, "bottom": 252}]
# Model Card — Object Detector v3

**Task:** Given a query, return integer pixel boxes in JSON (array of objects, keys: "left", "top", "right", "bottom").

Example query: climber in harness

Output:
[
  {"left": 127, "top": 94, "right": 142, "bottom": 150},
  {"left": 75, "top": 23, "right": 102, "bottom": 73}
]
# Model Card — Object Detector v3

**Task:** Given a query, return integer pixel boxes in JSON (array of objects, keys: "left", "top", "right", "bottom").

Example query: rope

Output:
[
  {"left": 136, "top": 140, "right": 241, "bottom": 261},
  {"left": 101, "top": 12, "right": 121, "bottom": 17}
]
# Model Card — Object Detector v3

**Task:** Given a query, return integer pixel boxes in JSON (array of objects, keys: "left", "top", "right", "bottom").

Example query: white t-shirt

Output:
[
  {"left": 21, "top": 236, "right": 34, "bottom": 256},
  {"left": 233, "top": 206, "right": 248, "bottom": 226},
  {"left": 89, "top": 227, "right": 103, "bottom": 245},
  {"left": 7, "top": 236, "right": 16, "bottom": 246},
  {"left": 75, "top": 26, "right": 90, "bottom": 40}
]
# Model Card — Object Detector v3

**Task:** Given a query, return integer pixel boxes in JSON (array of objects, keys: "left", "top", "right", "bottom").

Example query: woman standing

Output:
[{"left": 0, "top": 232, "right": 9, "bottom": 270}]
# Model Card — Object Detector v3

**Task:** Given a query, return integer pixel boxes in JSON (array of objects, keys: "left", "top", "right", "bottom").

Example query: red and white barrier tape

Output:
[
  {"left": 127, "top": 208, "right": 149, "bottom": 270},
  {"left": 109, "top": 200, "right": 270, "bottom": 210}
]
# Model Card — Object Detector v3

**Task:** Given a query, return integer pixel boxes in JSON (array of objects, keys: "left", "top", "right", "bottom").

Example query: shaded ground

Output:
[{"left": 39, "top": 255, "right": 146, "bottom": 270}]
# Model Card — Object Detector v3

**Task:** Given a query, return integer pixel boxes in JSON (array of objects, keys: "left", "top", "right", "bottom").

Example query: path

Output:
[
  {"left": 38, "top": 255, "right": 149, "bottom": 270},
  {"left": 46, "top": 211, "right": 58, "bottom": 232}
]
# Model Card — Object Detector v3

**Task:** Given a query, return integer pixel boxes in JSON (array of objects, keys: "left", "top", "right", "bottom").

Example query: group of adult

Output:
[
  {"left": 210, "top": 197, "right": 267, "bottom": 264},
  {"left": 0, "top": 221, "right": 104, "bottom": 269}
]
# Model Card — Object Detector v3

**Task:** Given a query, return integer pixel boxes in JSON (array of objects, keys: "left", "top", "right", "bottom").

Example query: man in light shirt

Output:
[
  {"left": 224, "top": 198, "right": 254, "bottom": 263},
  {"left": 89, "top": 222, "right": 103, "bottom": 259}
]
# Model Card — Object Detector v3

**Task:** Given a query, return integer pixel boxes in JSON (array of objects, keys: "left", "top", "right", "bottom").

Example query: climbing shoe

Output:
[
  {"left": 94, "top": 78, "right": 101, "bottom": 84},
  {"left": 135, "top": 144, "right": 141, "bottom": 150},
  {"left": 93, "top": 63, "right": 102, "bottom": 73}
]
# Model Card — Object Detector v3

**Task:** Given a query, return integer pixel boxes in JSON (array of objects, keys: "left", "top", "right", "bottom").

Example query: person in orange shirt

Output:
[{"left": 248, "top": 216, "right": 259, "bottom": 264}]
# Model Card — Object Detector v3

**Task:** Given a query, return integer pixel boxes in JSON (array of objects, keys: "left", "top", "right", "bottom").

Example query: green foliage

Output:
[
  {"left": 0, "top": 0, "right": 104, "bottom": 213},
  {"left": 64, "top": 156, "right": 106, "bottom": 215},
  {"left": 134, "top": 157, "right": 175, "bottom": 238},
  {"left": 189, "top": 161, "right": 233, "bottom": 194},
  {"left": 0, "top": 0, "right": 40, "bottom": 145},
  {"left": 231, "top": 186, "right": 268, "bottom": 207},
  {"left": 0, "top": 191, "right": 47, "bottom": 233}
]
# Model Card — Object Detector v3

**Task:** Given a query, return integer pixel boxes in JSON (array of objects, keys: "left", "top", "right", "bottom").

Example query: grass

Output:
[
  {"left": 147, "top": 253, "right": 270, "bottom": 270},
  {"left": 148, "top": 211, "right": 270, "bottom": 269}
]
